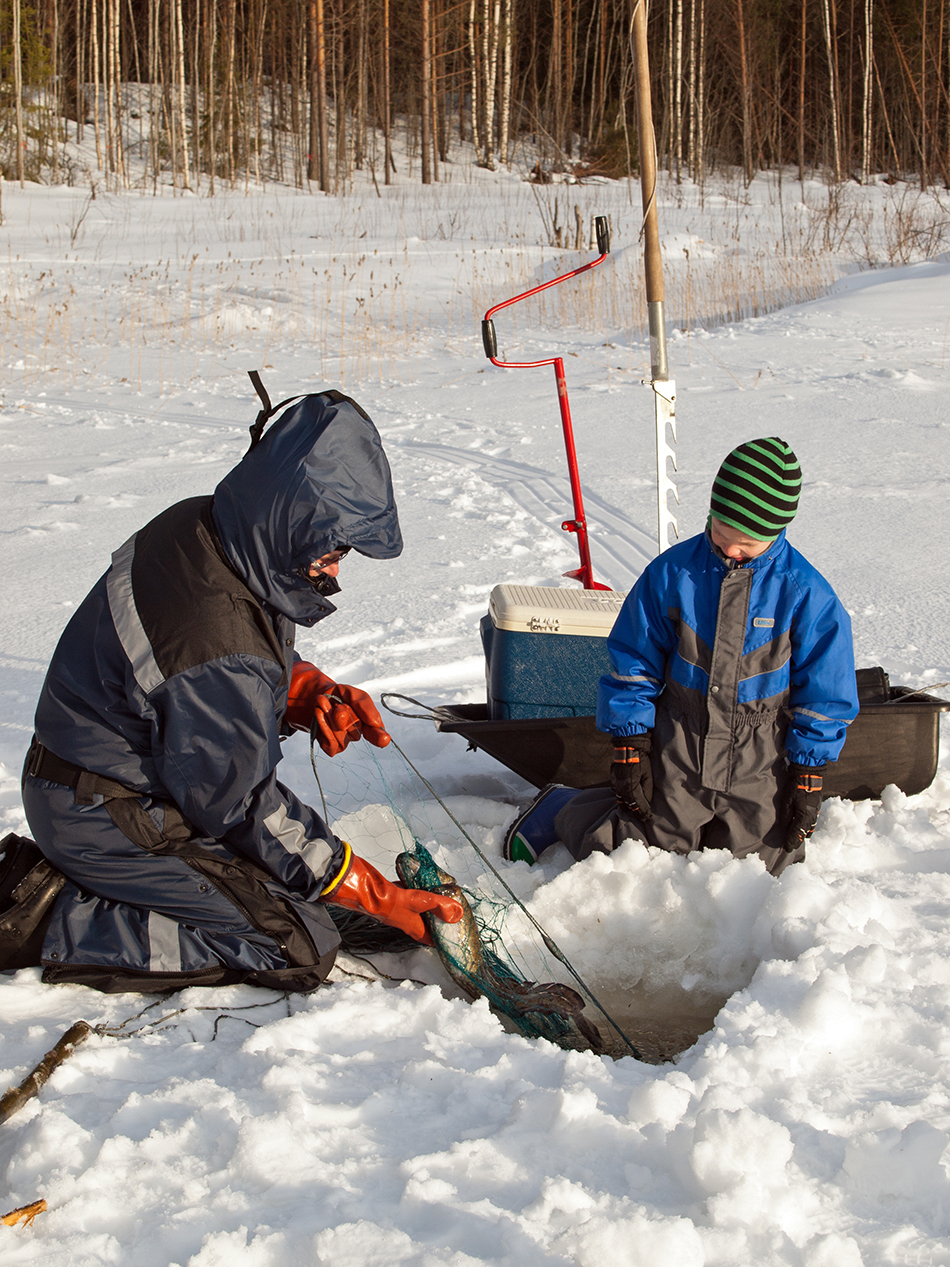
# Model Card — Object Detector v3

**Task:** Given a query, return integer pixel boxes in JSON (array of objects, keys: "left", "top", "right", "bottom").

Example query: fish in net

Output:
[
  {"left": 307, "top": 732, "right": 638, "bottom": 1057},
  {"left": 395, "top": 841, "right": 602, "bottom": 1053}
]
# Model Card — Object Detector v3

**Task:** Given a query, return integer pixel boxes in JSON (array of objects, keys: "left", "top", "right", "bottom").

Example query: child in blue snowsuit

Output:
[{"left": 508, "top": 438, "right": 858, "bottom": 877}]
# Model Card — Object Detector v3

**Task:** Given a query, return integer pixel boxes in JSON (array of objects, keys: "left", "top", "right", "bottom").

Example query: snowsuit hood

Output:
[{"left": 212, "top": 392, "right": 402, "bottom": 626}]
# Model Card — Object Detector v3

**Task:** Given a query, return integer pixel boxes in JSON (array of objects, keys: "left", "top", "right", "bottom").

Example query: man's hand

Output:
[
  {"left": 323, "top": 848, "right": 463, "bottom": 944},
  {"left": 610, "top": 734, "right": 653, "bottom": 821},
  {"left": 779, "top": 763, "right": 825, "bottom": 852},
  {"left": 286, "top": 661, "right": 391, "bottom": 756}
]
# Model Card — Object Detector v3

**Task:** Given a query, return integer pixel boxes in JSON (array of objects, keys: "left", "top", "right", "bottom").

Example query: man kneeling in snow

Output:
[
  {"left": 505, "top": 438, "right": 859, "bottom": 878},
  {"left": 10, "top": 390, "right": 460, "bottom": 992}
]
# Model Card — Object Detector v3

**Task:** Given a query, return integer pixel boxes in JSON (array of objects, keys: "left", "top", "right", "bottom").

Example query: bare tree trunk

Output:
[
  {"left": 482, "top": 0, "right": 499, "bottom": 168},
  {"left": 111, "top": 0, "right": 127, "bottom": 185},
  {"left": 490, "top": 0, "right": 502, "bottom": 158},
  {"left": 383, "top": 0, "right": 393, "bottom": 181},
  {"left": 688, "top": 0, "right": 697, "bottom": 173},
  {"left": 308, "top": 0, "right": 329, "bottom": 190},
  {"left": 820, "top": 0, "right": 842, "bottom": 180},
  {"left": 308, "top": 3, "right": 318, "bottom": 181},
  {"left": 92, "top": 0, "right": 104, "bottom": 171},
  {"left": 736, "top": 0, "right": 754, "bottom": 184},
  {"left": 872, "top": 53, "right": 898, "bottom": 174},
  {"left": 293, "top": 8, "right": 304, "bottom": 186},
  {"left": 593, "top": 0, "right": 607, "bottom": 143},
  {"left": 468, "top": 0, "right": 482, "bottom": 159},
  {"left": 251, "top": 0, "right": 266, "bottom": 186},
  {"left": 798, "top": 0, "right": 807, "bottom": 182},
  {"left": 52, "top": 0, "right": 61, "bottom": 182},
  {"left": 166, "top": 1, "right": 181, "bottom": 188},
  {"left": 861, "top": 0, "right": 873, "bottom": 181},
  {"left": 355, "top": 0, "right": 367, "bottom": 169},
  {"left": 937, "top": 0, "right": 946, "bottom": 183},
  {"left": 77, "top": 0, "right": 88, "bottom": 146},
  {"left": 435, "top": 2, "right": 448, "bottom": 161},
  {"left": 674, "top": 0, "right": 684, "bottom": 178},
  {"left": 225, "top": 0, "right": 236, "bottom": 184},
  {"left": 316, "top": 0, "right": 329, "bottom": 190},
  {"left": 548, "top": 0, "right": 561, "bottom": 160},
  {"left": 208, "top": 0, "right": 217, "bottom": 193},
  {"left": 422, "top": 0, "right": 433, "bottom": 182},
  {"left": 332, "top": 17, "right": 345, "bottom": 191},
  {"left": 695, "top": 0, "right": 705, "bottom": 181},
  {"left": 433, "top": 0, "right": 445, "bottom": 176},
  {"left": 921, "top": 0, "right": 929, "bottom": 188},
  {"left": 563, "top": 0, "right": 574, "bottom": 157},
  {"left": 269, "top": 26, "right": 280, "bottom": 182},
  {"left": 175, "top": 0, "right": 191, "bottom": 187},
  {"left": 148, "top": 0, "right": 159, "bottom": 188},
  {"left": 13, "top": 0, "right": 25, "bottom": 184},
  {"left": 191, "top": 0, "right": 201, "bottom": 190},
  {"left": 499, "top": 0, "right": 513, "bottom": 164}
]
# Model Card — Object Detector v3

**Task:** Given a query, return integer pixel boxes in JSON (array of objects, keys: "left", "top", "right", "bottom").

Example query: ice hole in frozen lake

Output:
[
  {"left": 331, "top": 801, "right": 765, "bottom": 1063},
  {"left": 587, "top": 981, "right": 729, "bottom": 1064}
]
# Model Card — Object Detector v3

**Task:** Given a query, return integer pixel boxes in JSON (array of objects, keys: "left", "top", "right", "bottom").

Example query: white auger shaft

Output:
[
  {"left": 633, "top": 3, "right": 679, "bottom": 555},
  {"left": 653, "top": 372, "right": 678, "bottom": 551}
]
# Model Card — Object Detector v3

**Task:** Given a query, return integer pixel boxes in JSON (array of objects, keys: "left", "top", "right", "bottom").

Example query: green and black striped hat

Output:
[{"left": 709, "top": 437, "right": 802, "bottom": 540}]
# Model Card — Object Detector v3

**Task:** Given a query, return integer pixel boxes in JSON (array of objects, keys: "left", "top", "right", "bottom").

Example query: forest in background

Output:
[{"left": 0, "top": 0, "right": 947, "bottom": 193}]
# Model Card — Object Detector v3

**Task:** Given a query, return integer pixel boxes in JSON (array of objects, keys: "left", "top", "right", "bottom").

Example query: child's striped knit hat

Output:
[{"left": 709, "top": 437, "right": 802, "bottom": 540}]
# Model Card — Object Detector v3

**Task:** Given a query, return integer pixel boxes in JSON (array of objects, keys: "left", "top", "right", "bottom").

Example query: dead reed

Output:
[{"left": 0, "top": 174, "right": 945, "bottom": 396}]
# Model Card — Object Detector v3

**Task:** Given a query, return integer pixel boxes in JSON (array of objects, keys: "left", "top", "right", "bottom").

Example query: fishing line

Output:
[
  {"left": 0, "top": 996, "right": 294, "bottom": 1127},
  {"left": 384, "top": 737, "right": 642, "bottom": 1060},
  {"left": 95, "top": 993, "right": 292, "bottom": 1040},
  {"left": 309, "top": 724, "right": 329, "bottom": 821},
  {"left": 306, "top": 722, "right": 641, "bottom": 1057}
]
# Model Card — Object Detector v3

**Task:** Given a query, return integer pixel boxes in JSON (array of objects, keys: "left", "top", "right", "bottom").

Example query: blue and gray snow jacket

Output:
[
  {"left": 32, "top": 391, "right": 402, "bottom": 900},
  {"left": 597, "top": 529, "right": 858, "bottom": 777}
]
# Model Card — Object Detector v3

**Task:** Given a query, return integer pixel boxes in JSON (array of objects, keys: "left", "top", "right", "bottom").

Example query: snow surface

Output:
[{"left": 1, "top": 169, "right": 950, "bottom": 1265}]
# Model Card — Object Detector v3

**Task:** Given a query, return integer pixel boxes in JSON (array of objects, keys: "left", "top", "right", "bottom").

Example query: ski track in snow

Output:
[
  {"left": 395, "top": 438, "right": 656, "bottom": 589},
  {"left": 1, "top": 178, "right": 950, "bottom": 1266}
]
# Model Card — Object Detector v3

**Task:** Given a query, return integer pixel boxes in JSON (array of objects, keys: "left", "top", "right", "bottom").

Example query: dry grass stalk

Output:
[{"left": 2, "top": 1200, "right": 47, "bottom": 1228}]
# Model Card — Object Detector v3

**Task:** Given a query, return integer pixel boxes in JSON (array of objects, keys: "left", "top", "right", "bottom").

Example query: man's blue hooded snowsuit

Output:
[{"left": 22, "top": 391, "right": 402, "bottom": 992}]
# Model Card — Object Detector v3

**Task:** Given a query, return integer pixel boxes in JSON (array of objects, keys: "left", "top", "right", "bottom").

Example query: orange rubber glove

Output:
[
  {"left": 285, "top": 661, "right": 391, "bottom": 757},
  {"left": 322, "top": 847, "right": 463, "bottom": 945}
]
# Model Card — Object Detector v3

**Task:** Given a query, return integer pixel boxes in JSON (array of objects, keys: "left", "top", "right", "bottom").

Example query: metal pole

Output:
[
  {"left": 553, "top": 357, "right": 599, "bottom": 589},
  {"left": 630, "top": 0, "right": 678, "bottom": 553}
]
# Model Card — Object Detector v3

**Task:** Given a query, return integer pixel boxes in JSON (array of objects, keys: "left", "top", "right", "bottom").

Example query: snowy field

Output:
[{"left": 1, "top": 164, "right": 950, "bottom": 1265}]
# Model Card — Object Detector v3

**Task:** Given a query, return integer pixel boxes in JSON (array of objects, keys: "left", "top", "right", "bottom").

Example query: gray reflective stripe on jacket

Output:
[{"left": 107, "top": 532, "right": 165, "bottom": 696}]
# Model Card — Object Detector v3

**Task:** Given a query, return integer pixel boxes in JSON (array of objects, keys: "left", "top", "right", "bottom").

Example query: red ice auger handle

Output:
[{"left": 481, "top": 216, "right": 612, "bottom": 592}]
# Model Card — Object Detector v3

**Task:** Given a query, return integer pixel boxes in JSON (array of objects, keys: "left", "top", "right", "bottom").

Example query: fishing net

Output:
[
  {"left": 300, "top": 732, "right": 628, "bottom": 1056},
  {"left": 397, "top": 838, "right": 603, "bottom": 1051}
]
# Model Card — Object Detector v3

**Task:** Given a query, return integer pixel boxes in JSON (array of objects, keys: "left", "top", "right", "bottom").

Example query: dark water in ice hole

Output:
[
  {"left": 337, "top": 951, "right": 728, "bottom": 1064},
  {"left": 588, "top": 983, "right": 729, "bottom": 1063}
]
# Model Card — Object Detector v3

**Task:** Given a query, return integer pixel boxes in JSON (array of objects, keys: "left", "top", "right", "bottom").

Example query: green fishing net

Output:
[
  {"left": 303, "top": 735, "right": 605, "bottom": 1054},
  {"left": 399, "top": 838, "right": 602, "bottom": 1050}
]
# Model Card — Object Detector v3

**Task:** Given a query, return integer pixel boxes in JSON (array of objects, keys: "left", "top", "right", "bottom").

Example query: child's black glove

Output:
[
  {"left": 610, "top": 734, "right": 653, "bottom": 821},
  {"left": 779, "top": 763, "right": 825, "bottom": 852}
]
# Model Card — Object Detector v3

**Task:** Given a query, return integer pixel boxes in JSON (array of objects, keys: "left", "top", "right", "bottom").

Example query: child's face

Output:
[{"left": 709, "top": 517, "right": 775, "bottom": 562}]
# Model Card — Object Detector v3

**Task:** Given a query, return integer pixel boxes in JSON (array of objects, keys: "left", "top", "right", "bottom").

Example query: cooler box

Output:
[{"left": 481, "top": 584, "right": 629, "bottom": 721}]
